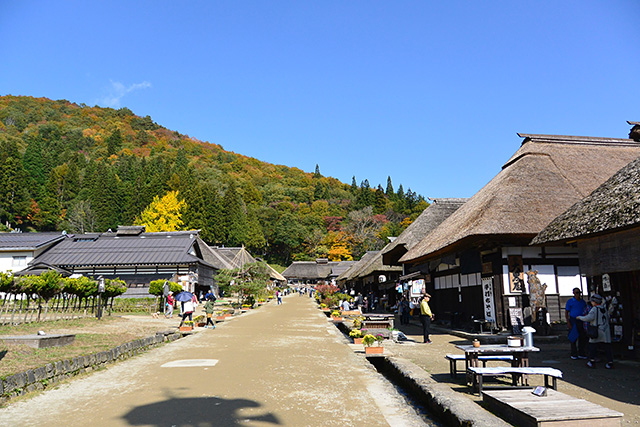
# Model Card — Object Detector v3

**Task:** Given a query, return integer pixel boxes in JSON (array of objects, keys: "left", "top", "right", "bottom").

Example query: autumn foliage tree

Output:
[{"left": 135, "top": 190, "right": 186, "bottom": 232}]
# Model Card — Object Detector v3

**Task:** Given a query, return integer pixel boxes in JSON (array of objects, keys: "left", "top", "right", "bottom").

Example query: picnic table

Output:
[{"left": 456, "top": 343, "right": 540, "bottom": 384}]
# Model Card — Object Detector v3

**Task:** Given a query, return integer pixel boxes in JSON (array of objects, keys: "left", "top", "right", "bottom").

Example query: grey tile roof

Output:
[
  {"left": 0, "top": 232, "right": 67, "bottom": 251},
  {"left": 35, "top": 231, "right": 207, "bottom": 267}
]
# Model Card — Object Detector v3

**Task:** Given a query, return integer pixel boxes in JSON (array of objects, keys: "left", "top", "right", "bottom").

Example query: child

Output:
[{"left": 204, "top": 296, "right": 216, "bottom": 329}]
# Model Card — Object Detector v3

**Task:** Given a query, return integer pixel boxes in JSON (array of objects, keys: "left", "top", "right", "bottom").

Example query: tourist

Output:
[
  {"left": 577, "top": 294, "right": 613, "bottom": 369},
  {"left": 399, "top": 296, "right": 410, "bottom": 325},
  {"left": 204, "top": 296, "right": 216, "bottom": 329},
  {"left": 179, "top": 297, "right": 196, "bottom": 327},
  {"left": 565, "top": 287, "right": 588, "bottom": 359},
  {"left": 165, "top": 291, "right": 174, "bottom": 319},
  {"left": 277, "top": 290, "right": 282, "bottom": 305},
  {"left": 420, "top": 293, "right": 434, "bottom": 344}
]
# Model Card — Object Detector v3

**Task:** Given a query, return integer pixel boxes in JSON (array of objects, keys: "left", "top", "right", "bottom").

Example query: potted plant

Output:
[
  {"left": 352, "top": 315, "right": 364, "bottom": 329},
  {"left": 180, "top": 320, "right": 194, "bottom": 332},
  {"left": 331, "top": 310, "right": 343, "bottom": 322},
  {"left": 320, "top": 303, "right": 330, "bottom": 312},
  {"left": 215, "top": 311, "right": 226, "bottom": 321},
  {"left": 362, "top": 333, "right": 384, "bottom": 354},
  {"left": 349, "top": 328, "right": 364, "bottom": 344},
  {"left": 194, "top": 315, "right": 206, "bottom": 327}
]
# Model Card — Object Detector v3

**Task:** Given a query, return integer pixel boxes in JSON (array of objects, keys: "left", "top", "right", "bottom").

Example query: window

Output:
[{"left": 12, "top": 256, "right": 27, "bottom": 268}]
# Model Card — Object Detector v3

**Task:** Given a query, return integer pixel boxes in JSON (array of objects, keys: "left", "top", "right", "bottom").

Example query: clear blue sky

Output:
[{"left": 2, "top": 1, "right": 638, "bottom": 199}]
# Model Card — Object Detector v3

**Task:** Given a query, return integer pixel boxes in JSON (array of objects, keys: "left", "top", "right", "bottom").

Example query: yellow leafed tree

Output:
[{"left": 135, "top": 191, "right": 187, "bottom": 232}]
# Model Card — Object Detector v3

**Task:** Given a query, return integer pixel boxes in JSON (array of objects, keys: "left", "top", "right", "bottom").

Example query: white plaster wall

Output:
[
  {"left": 557, "top": 266, "right": 585, "bottom": 296},
  {"left": 0, "top": 251, "right": 32, "bottom": 274}
]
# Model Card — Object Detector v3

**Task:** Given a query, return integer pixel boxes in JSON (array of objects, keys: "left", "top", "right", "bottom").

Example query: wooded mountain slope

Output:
[{"left": 0, "top": 95, "right": 427, "bottom": 265}]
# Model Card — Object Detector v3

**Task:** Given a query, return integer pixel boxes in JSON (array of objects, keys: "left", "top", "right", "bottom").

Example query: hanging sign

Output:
[
  {"left": 411, "top": 279, "right": 425, "bottom": 297},
  {"left": 481, "top": 277, "right": 496, "bottom": 322}
]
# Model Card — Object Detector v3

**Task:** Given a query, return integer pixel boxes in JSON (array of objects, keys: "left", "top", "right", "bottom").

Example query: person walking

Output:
[
  {"left": 578, "top": 294, "right": 614, "bottom": 369},
  {"left": 276, "top": 290, "right": 282, "bottom": 305},
  {"left": 420, "top": 293, "right": 434, "bottom": 344},
  {"left": 203, "top": 296, "right": 216, "bottom": 329},
  {"left": 565, "top": 287, "right": 588, "bottom": 359},
  {"left": 165, "top": 292, "right": 174, "bottom": 319},
  {"left": 179, "top": 297, "right": 196, "bottom": 327}
]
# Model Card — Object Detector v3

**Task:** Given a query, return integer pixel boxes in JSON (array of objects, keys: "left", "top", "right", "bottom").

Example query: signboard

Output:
[
  {"left": 508, "top": 255, "right": 525, "bottom": 293},
  {"left": 481, "top": 277, "right": 496, "bottom": 322},
  {"left": 410, "top": 279, "right": 425, "bottom": 297},
  {"left": 509, "top": 307, "right": 524, "bottom": 334}
]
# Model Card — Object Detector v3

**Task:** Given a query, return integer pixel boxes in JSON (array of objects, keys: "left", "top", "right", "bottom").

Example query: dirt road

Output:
[{"left": 0, "top": 295, "right": 434, "bottom": 426}]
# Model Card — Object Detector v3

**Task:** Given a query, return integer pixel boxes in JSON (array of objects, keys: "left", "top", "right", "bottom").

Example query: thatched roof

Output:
[
  {"left": 381, "top": 198, "right": 467, "bottom": 265},
  {"left": 400, "top": 134, "right": 640, "bottom": 264},
  {"left": 336, "top": 251, "right": 379, "bottom": 282},
  {"left": 357, "top": 245, "right": 402, "bottom": 279},
  {"left": 282, "top": 259, "right": 339, "bottom": 281},
  {"left": 266, "top": 264, "right": 287, "bottom": 282},
  {"left": 532, "top": 155, "right": 640, "bottom": 244}
]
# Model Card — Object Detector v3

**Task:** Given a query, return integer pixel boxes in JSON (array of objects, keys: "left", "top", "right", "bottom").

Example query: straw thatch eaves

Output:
[
  {"left": 532, "top": 155, "right": 640, "bottom": 245},
  {"left": 353, "top": 242, "right": 402, "bottom": 279},
  {"left": 336, "top": 251, "right": 379, "bottom": 282},
  {"left": 381, "top": 198, "right": 468, "bottom": 266},
  {"left": 399, "top": 134, "right": 640, "bottom": 264}
]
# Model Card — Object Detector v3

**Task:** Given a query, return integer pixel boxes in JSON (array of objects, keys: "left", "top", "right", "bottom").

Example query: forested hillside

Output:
[{"left": 0, "top": 95, "right": 428, "bottom": 266}]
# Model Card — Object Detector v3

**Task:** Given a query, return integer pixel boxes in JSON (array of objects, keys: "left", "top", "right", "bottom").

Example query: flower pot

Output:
[
  {"left": 179, "top": 326, "right": 193, "bottom": 332},
  {"left": 365, "top": 346, "right": 383, "bottom": 354},
  {"left": 196, "top": 322, "right": 206, "bottom": 327},
  {"left": 216, "top": 316, "right": 225, "bottom": 321},
  {"left": 353, "top": 338, "right": 363, "bottom": 345},
  {"left": 332, "top": 317, "right": 344, "bottom": 322}
]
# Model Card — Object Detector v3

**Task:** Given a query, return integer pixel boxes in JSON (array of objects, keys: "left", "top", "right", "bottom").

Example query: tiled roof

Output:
[
  {"left": 0, "top": 232, "right": 67, "bottom": 251},
  {"left": 35, "top": 230, "right": 208, "bottom": 267}
]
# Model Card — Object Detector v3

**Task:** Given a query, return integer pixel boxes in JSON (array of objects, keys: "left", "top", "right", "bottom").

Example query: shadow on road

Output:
[{"left": 122, "top": 396, "right": 281, "bottom": 426}]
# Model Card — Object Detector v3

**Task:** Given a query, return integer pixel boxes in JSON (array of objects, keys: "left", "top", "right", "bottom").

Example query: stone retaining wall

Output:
[
  {"left": 0, "top": 330, "right": 182, "bottom": 403},
  {"left": 369, "top": 356, "right": 511, "bottom": 427}
]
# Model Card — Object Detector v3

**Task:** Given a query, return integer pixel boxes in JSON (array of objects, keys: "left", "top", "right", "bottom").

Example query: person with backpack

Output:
[
  {"left": 204, "top": 296, "right": 216, "bottom": 329},
  {"left": 577, "top": 294, "right": 613, "bottom": 369}
]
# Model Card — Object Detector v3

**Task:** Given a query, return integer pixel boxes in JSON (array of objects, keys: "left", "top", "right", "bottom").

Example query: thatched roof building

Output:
[
  {"left": 336, "top": 251, "right": 379, "bottom": 283},
  {"left": 381, "top": 198, "right": 467, "bottom": 266},
  {"left": 400, "top": 134, "right": 640, "bottom": 264},
  {"left": 532, "top": 155, "right": 640, "bottom": 246},
  {"left": 282, "top": 259, "right": 355, "bottom": 284}
]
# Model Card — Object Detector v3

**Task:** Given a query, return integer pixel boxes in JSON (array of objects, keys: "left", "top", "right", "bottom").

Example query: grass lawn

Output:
[{"left": 0, "top": 314, "right": 178, "bottom": 378}]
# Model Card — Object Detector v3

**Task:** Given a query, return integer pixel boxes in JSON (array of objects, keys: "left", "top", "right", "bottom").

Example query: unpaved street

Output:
[{"left": 0, "top": 295, "right": 433, "bottom": 426}]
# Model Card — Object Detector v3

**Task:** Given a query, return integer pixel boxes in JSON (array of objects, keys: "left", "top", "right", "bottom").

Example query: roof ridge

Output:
[{"left": 518, "top": 133, "right": 639, "bottom": 146}]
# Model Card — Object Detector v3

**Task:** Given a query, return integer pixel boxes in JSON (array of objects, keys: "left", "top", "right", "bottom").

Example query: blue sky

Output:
[{"left": 2, "top": 1, "right": 638, "bottom": 199}]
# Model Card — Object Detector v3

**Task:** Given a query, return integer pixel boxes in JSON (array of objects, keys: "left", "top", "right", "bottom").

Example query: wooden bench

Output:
[
  {"left": 467, "top": 367, "right": 562, "bottom": 394},
  {"left": 445, "top": 354, "right": 515, "bottom": 378}
]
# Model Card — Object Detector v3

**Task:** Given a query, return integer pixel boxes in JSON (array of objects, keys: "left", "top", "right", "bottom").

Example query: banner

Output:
[{"left": 481, "top": 277, "right": 496, "bottom": 322}]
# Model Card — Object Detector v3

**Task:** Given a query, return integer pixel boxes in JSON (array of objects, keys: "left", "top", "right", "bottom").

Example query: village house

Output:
[
  {"left": 283, "top": 258, "right": 355, "bottom": 287},
  {"left": 532, "top": 148, "right": 640, "bottom": 357},
  {"left": 381, "top": 198, "right": 467, "bottom": 305},
  {"left": 0, "top": 232, "right": 69, "bottom": 275},
  {"left": 399, "top": 130, "right": 640, "bottom": 331},
  {"left": 30, "top": 226, "right": 216, "bottom": 297},
  {"left": 337, "top": 245, "right": 402, "bottom": 307}
]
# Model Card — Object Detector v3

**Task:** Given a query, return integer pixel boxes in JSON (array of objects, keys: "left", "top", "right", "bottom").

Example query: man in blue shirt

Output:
[{"left": 565, "top": 287, "right": 588, "bottom": 359}]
